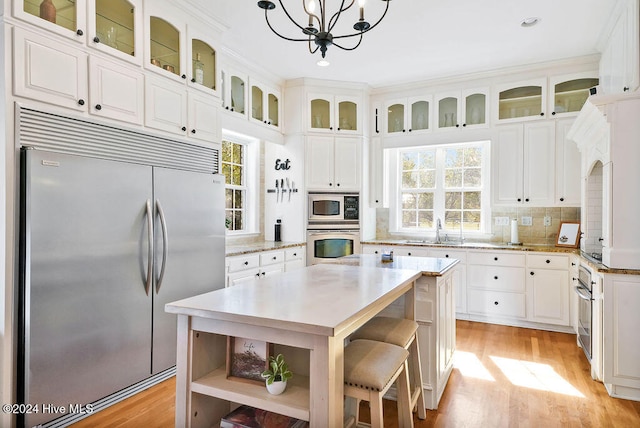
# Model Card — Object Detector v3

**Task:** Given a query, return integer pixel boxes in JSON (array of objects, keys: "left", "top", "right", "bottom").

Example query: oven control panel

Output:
[{"left": 344, "top": 195, "right": 359, "bottom": 220}]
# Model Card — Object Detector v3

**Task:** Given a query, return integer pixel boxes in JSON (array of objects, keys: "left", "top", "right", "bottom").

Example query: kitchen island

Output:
[
  {"left": 330, "top": 254, "right": 460, "bottom": 409},
  {"left": 165, "top": 263, "right": 423, "bottom": 427}
]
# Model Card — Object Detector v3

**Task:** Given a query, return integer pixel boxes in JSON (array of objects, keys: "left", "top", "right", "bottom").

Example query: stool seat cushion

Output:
[
  {"left": 344, "top": 339, "right": 409, "bottom": 391},
  {"left": 350, "top": 317, "right": 418, "bottom": 347}
]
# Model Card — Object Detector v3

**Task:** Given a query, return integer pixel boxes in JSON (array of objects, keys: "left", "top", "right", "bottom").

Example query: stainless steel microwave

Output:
[{"left": 307, "top": 192, "right": 359, "bottom": 227}]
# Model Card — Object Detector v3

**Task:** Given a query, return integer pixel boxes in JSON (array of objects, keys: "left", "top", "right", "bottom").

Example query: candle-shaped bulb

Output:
[
  {"left": 308, "top": 0, "right": 316, "bottom": 13},
  {"left": 358, "top": 0, "right": 365, "bottom": 20}
]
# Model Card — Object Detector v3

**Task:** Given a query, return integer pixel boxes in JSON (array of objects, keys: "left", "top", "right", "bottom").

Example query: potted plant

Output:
[{"left": 261, "top": 353, "right": 292, "bottom": 395}]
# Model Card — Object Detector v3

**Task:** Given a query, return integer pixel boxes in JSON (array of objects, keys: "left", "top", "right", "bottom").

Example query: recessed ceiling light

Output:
[
  {"left": 521, "top": 17, "right": 540, "bottom": 27},
  {"left": 317, "top": 59, "right": 330, "bottom": 67}
]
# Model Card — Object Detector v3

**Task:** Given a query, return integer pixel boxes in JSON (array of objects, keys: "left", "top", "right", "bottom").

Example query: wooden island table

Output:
[{"left": 165, "top": 263, "right": 423, "bottom": 427}]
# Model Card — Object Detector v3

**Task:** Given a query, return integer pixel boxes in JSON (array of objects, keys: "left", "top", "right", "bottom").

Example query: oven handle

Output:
[{"left": 574, "top": 285, "right": 593, "bottom": 301}]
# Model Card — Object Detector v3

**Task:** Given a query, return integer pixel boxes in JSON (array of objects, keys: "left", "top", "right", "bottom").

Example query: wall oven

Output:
[
  {"left": 575, "top": 265, "right": 594, "bottom": 361},
  {"left": 307, "top": 229, "right": 361, "bottom": 265}
]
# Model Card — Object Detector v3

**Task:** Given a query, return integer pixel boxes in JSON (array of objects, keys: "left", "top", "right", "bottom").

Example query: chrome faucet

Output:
[{"left": 435, "top": 218, "right": 443, "bottom": 244}]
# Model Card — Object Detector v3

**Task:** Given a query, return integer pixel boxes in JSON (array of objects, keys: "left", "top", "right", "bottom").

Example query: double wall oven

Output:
[
  {"left": 575, "top": 264, "right": 595, "bottom": 362},
  {"left": 307, "top": 192, "right": 360, "bottom": 265}
]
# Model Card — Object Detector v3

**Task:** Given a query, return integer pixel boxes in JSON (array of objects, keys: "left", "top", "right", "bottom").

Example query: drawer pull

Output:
[
  {"left": 445, "top": 254, "right": 449, "bottom": 258},
  {"left": 494, "top": 257, "right": 498, "bottom": 261},
  {"left": 261, "top": 272, "right": 266, "bottom": 276},
  {"left": 244, "top": 261, "right": 248, "bottom": 265},
  {"left": 408, "top": 252, "right": 412, "bottom": 256},
  {"left": 545, "top": 259, "right": 551, "bottom": 264},
  {"left": 255, "top": 273, "right": 260, "bottom": 277},
  {"left": 494, "top": 301, "right": 499, "bottom": 305},
  {"left": 494, "top": 276, "right": 498, "bottom": 280},
  {"left": 293, "top": 253, "right": 297, "bottom": 256},
  {"left": 374, "top": 251, "right": 379, "bottom": 254},
  {"left": 272, "top": 256, "right": 277, "bottom": 260}
]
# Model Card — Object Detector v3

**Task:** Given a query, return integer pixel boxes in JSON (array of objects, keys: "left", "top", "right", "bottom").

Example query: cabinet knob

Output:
[
  {"left": 375, "top": 199, "right": 379, "bottom": 203},
  {"left": 624, "top": 86, "right": 630, "bottom": 92},
  {"left": 463, "top": 123, "right": 467, "bottom": 127},
  {"left": 598, "top": 237, "right": 604, "bottom": 242},
  {"left": 552, "top": 111, "right": 557, "bottom": 116},
  {"left": 445, "top": 254, "right": 449, "bottom": 258},
  {"left": 95, "top": 104, "right": 102, "bottom": 110},
  {"left": 560, "top": 197, "right": 565, "bottom": 202},
  {"left": 337, "top": 127, "right": 341, "bottom": 131},
  {"left": 244, "top": 261, "right": 248, "bottom": 265},
  {"left": 540, "top": 112, "right": 545, "bottom": 116},
  {"left": 336, "top": 183, "right": 340, "bottom": 187},
  {"left": 408, "top": 252, "right": 412, "bottom": 256},
  {"left": 272, "top": 256, "right": 277, "bottom": 260},
  {"left": 329, "top": 127, "right": 333, "bottom": 130},
  {"left": 76, "top": 29, "right": 84, "bottom": 36},
  {"left": 525, "top": 198, "right": 530, "bottom": 202},
  {"left": 329, "top": 183, "right": 333, "bottom": 186},
  {"left": 93, "top": 36, "right": 100, "bottom": 43},
  {"left": 261, "top": 272, "right": 266, "bottom": 276},
  {"left": 408, "top": 129, "right": 412, "bottom": 132},
  {"left": 255, "top": 273, "right": 260, "bottom": 278},
  {"left": 181, "top": 74, "right": 186, "bottom": 79},
  {"left": 77, "top": 99, "right": 85, "bottom": 106},
  {"left": 494, "top": 257, "right": 498, "bottom": 261},
  {"left": 571, "top": 262, "right": 576, "bottom": 266},
  {"left": 230, "top": 107, "right": 234, "bottom": 111},
  {"left": 530, "top": 271, "right": 535, "bottom": 276},
  {"left": 572, "top": 277, "right": 577, "bottom": 281},
  {"left": 181, "top": 126, "right": 187, "bottom": 131},
  {"left": 517, "top": 198, "right": 522, "bottom": 202},
  {"left": 225, "top": 106, "right": 230, "bottom": 110},
  {"left": 191, "top": 78, "right": 196, "bottom": 83},
  {"left": 293, "top": 253, "right": 297, "bottom": 256},
  {"left": 494, "top": 276, "right": 498, "bottom": 280},
  {"left": 191, "top": 129, "right": 196, "bottom": 134},
  {"left": 494, "top": 301, "right": 499, "bottom": 305},
  {"left": 545, "top": 259, "right": 551, "bottom": 264},
  {"left": 456, "top": 124, "right": 460, "bottom": 128},
  {"left": 374, "top": 251, "right": 379, "bottom": 254},
  {"left": 402, "top": 129, "right": 406, "bottom": 132}
]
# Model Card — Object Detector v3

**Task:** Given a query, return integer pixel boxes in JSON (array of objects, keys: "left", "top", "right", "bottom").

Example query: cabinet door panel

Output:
[
  {"left": 492, "top": 126, "right": 524, "bottom": 204},
  {"left": 144, "top": 77, "right": 187, "bottom": 134},
  {"left": 89, "top": 57, "right": 144, "bottom": 124},
  {"left": 306, "top": 136, "right": 334, "bottom": 189},
  {"left": 523, "top": 122, "right": 555, "bottom": 205},
  {"left": 188, "top": 94, "right": 219, "bottom": 143},
  {"left": 334, "top": 137, "right": 360, "bottom": 190},
  {"left": 13, "top": 28, "right": 88, "bottom": 111},
  {"left": 527, "top": 269, "right": 569, "bottom": 325}
]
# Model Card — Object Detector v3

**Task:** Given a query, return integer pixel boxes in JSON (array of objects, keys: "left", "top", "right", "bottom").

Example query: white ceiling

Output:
[{"left": 187, "top": 0, "right": 618, "bottom": 88}]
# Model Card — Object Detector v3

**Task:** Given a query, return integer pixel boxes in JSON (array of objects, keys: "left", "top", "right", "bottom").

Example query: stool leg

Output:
[
  {"left": 409, "top": 334, "right": 427, "bottom": 419},
  {"left": 370, "top": 393, "right": 384, "bottom": 428},
  {"left": 396, "top": 361, "right": 414, "bottom": 428},
  {"left": 344, "top": 396, "right": 359, "bottom": 426}
]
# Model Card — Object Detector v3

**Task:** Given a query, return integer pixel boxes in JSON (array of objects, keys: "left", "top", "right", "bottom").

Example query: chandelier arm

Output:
[
  {"left": 332, "top": 33, "right": 364, "bottom": 52},
  {"left": 328, "top": 0, "right": 354, "bottom": 33},
  {"left": 264, "top": 10, "right": 315, "bottom": 42},
  {"left": 276, "top": 0, "right": 313, "bottom": 34},
  {"left": 308, "top": 38, "right": 320, "bottom": 55},
  {"left": 331, "top": 0, "right": 390, "bottom": 40}
]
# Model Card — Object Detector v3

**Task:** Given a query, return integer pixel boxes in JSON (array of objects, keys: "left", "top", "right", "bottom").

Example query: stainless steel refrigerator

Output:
[{"left": 18, "top": 147, "right": 225, "bottom": 427}]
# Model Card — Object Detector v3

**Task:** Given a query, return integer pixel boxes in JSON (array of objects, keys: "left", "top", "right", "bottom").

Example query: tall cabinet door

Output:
[
  {"left": 20, "top": 150, "right": 152, "bottom": 427},
  {"left": 151, "top": 169, "right": 226, "bottom": 373}
]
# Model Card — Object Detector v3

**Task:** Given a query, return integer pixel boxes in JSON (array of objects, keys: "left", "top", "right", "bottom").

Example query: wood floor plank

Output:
[{"left": 70, "top": 320, "right": 640, "bottom": 427}]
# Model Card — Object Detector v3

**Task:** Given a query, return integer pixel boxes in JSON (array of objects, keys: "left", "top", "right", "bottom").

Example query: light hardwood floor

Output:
[{"left": 71, "top": 321, "right": 640, "bottom": 427}]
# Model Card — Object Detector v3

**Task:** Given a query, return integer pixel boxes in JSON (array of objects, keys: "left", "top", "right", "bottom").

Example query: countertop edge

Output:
[{"left": 226, "top": 241, "right": 306, "bottom": 257}]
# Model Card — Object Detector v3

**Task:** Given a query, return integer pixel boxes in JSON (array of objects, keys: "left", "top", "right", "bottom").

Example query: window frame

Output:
[
  {"left": 388, "top": 140, "right": 491, "bottom": 237},
  {"left": 221, "top": 132, "right": 259, "bottom": 236}
]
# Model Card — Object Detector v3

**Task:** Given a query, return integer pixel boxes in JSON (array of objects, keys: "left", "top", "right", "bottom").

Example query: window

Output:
[
  {"left": 392, "top": 141, "right": 490, "bottom": 234},
  {"left": 222, "top": 140, "right": 246, "bottom": 231}
]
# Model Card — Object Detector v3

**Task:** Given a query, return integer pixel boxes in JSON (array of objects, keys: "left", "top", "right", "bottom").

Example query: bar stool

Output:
[
  {"left": 343, "top": 339, "right": 413, "bottom": 428},
  {"left": 350, "top": 316, "right": 427, "bottom": 420}
]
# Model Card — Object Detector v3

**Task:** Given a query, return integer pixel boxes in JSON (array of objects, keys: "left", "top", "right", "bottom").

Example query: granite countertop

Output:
[
  {"left": 361, "top": 239, "right": 579, "bottom": 254},
  {"left": 226, "top": 241, "right": 306, "bottom": 257},
  {"left": 331, "top": 254, "right": 460, "bottom": 277}
]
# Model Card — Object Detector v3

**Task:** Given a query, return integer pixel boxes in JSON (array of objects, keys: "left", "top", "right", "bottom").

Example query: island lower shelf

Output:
[{"left": 191, "top": 366, "right": 310, "bottom": 422}]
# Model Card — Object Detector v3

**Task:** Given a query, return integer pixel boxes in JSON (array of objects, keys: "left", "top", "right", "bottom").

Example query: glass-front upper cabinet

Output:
[
  {"left": 221, "top": 69, "right": 247, "bottom": 117},
  {"left": 494, "top": 79, "right": 547, "bottom": 122},
  {"left": 17, "top": 0, "right": 87, "bottom": 41},
  {"left": 384, "top": 96, "right": 431, "bottom": 135},
  {"left": 549, "top": 74, "right": 599, "bottom": 116},
  {"left": 88, "top": 0, "right": 142, "bottom": 64},
  {"left": 308, "top": 94, "right": 361, "bottom": 134},
  {"left": 249, "top": 79, "right": 280, "bottom": 129},
  {"left": 437, "top": 95, "right": 458, "bottom": 129},
  {"left": 435, "top": 88, "right": 488, "bottom": 130},
  {"left": 190, "top": 39, "right": 217, "bottom": 92},
  {"left": 463, "top": 90, "right": 488, "bottom": 127},
  {"left": 146, "top": 15, "right": 185, "bottom": 82}
]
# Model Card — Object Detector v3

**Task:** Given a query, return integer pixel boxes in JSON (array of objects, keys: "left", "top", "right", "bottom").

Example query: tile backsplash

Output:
[{"left": 375, "top": 206, "right": 581, "bottom": 246}]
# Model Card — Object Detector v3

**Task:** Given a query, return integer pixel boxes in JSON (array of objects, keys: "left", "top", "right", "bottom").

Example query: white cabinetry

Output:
[
  {"left": 144, "top": 77, "right": 188, "bottom": 134},
  {"left": 467, "top": 251, "right": 527, "bottom": 319},
  {"left": 435, "top": 88, "right": 488, "bottom": 130},
  {"left": 555, "top": 118, "right": 581, "bottom": 205},
  {"left": 308, "top": 93, "right": 361, "bottom": 134},
  {"left": 599, "top": 0, "right": 639, "bottom": 94},
  {"left": 493, "top": 122, "right": 555, "bottom": 206},
  {"left": 428, "top": 248, "right": 467, "bottom": 315},
  {"left": 14, "top": 27, "right": 145, "bottom": 125},
  {"left": 494, "top": 78, "right": 547, "bottom": 123},
  {"left": 525, "top": 254, "right": 570, "bottom": 326},
  {"left": 249, "top": 78, "right": 281, "bottom": 130},
  {"left": 384, "top": 96, "right": 432, "bottom": 136},
  {"left": 603, "top": 273, "right": 640, "bottom": 401},
  {"left": 225, "top": 247, "right": 306, "bottom": 287},
  {"left": 306, "top": 136, "right": 360, "bottom": 191}
]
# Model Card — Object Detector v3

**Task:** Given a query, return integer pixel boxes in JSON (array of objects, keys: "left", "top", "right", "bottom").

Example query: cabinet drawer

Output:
[
  {"left": 227, "top": 254, "right": 260, "bottom": 273},
  {"left": 467, "top": 266, "right": 525, "bottom": 292},
  {"left": 260, "top": 250, "right": 285, "bottom": 266},
  {"left": 428, "top": 248, "right": 467, "bottom": 263},
  {"left": 467, "top": 289, "right": 526, "bottom": 318},
  {"left": 526, "top": 253, "right": 568, "bottom": 270},
  {"left": 468, "top": 251, "right": 525, "bottom": 267},
  {"left": 285, "top": 247, "right": 304, "bottom": 261}
]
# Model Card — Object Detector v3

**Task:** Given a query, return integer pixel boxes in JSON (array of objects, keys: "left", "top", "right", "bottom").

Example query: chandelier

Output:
[{"left": 257, "top": 0, "right": 391, "bottom": 60}]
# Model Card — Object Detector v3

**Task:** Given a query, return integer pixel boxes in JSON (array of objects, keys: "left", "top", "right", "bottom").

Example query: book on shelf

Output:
[{"left": 220, "top": 405, "right": 308, "bottom": 428}]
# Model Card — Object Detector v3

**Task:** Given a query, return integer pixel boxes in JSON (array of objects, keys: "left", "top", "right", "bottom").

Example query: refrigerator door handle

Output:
[
  {"left": 156, "top": 199, "right": 168, "bottom": 294},
  {"left": 144, "top": 199, "right": 153, "bottom": 296}
]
